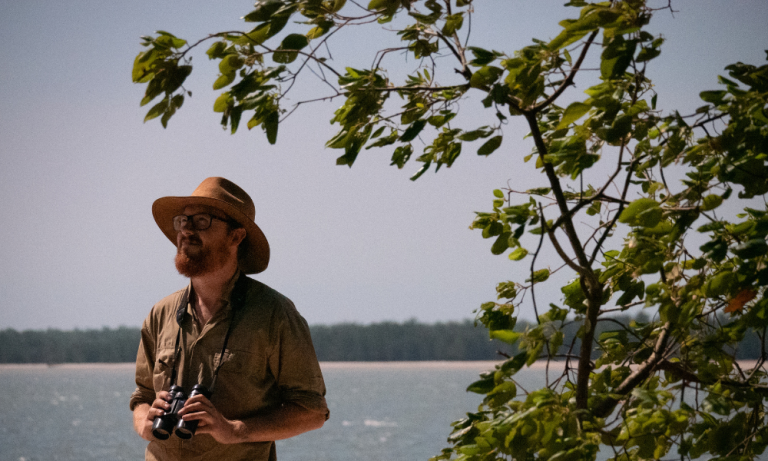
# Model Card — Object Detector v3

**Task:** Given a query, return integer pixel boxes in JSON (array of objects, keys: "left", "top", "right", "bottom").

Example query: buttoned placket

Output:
[{"left": 179, "top": 275, "right": 239, "bottom": 391}]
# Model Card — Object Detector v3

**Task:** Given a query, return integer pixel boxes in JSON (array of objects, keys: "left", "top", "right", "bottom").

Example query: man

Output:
[{"left": 130, "top": 177, "right": 328, "bottom": 461}]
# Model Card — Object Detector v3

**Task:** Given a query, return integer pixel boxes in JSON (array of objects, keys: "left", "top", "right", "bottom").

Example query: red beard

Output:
[{"left": 175, "top": 234, "right": 231, "bottom": 277}]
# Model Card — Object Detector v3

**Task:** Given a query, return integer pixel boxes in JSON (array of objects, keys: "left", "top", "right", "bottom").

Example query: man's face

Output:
[{"left": 174, "top": 205, "right": 240, "bottom": 277}]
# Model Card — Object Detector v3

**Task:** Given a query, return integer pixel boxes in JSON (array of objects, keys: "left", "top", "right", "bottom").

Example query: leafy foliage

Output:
[{"left": 133, "top": 1, "right": 768, "bottom": 460}]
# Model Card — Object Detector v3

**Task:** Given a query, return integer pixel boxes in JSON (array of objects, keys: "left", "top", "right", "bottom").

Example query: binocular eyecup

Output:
[{"left": 151, "top": 384, "right": 211, "bottom": 440}]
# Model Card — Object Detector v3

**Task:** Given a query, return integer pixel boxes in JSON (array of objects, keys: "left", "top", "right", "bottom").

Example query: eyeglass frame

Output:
[{"left": 172, "top": 213, "right": 240, "bottom": 232}]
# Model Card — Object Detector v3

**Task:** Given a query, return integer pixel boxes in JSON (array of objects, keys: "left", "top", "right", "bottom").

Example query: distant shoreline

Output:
[
  {"left": 1, "top": 360, "right": 760, "bottom": 372},
  {"left": 0, "top": 361, "right": 501, "bottom": 371}
]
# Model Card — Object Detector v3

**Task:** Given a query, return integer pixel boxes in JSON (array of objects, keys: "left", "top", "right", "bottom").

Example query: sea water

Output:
[{"left": 0, "top": 362, "right": 518, "bottom": 461}]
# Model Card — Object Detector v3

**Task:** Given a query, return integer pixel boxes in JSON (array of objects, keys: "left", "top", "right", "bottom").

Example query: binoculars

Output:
[{"left": 151, "top": 384, "right": 211, "bottom": 440}]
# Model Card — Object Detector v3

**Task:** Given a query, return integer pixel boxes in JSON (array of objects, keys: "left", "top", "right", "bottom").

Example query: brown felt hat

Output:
[{"left": 152, "top": 177, "right": 270, "bottom": 274}]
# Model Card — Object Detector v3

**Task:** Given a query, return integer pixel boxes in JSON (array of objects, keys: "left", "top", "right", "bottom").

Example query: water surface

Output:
[{"left": 0, "top": 362, "right": 517, "bottom": 461}]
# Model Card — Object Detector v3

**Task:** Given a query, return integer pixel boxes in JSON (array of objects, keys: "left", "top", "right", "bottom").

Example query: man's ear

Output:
[{"left": 230, "top": 228, "right": 247, "bottom": 248}]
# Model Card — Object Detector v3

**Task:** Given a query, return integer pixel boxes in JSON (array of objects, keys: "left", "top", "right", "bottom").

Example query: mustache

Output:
[{"left": 179, "top": 235, "right": 203, "bottom": 246}]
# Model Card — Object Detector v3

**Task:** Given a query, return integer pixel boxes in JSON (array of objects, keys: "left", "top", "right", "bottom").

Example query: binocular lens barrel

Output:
[
  {"left": 174, "top": 385, "right": 211, "bottom": 439},
  {"left": 174, "top": 421, "right": 197, "bottom": 440},
  {"left": 151, "top": 384, "right": 212, "bottom": 440},
  {"left": 151, "top": 416, "right": 176, "bottom": 440},
  {"left": 151, "top": 385, "right": 186, "bottom": 440}
]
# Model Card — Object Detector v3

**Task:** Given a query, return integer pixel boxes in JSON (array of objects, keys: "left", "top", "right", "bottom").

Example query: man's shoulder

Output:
[
  {"left": 155, "top": 286, "right": 189, "bottom": 309},
  {"left": 147, "top": 286, "right": 189, "bottom": 321},
  {"left": 243, "top": 276, "right": 292, "bottom": 305},
  {"left": 242, "top": 276, "right": 299, "bottom": 316}
]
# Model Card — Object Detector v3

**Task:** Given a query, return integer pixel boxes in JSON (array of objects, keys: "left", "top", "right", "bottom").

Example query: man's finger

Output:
[
  {"left": 146, "top": 407, "right": 165, "bottom": 421},
  {"left": 185, "top": 394, "right": 211, "bottom": 406},
  {"left": 151, "top": 401, "right": 171, "bottom": 412},
  {"left": 179, "top": 399, "right": 214, "bottom": 415},
  {"left": 181, "top": 410, "right": 209, "bottom": 421}
]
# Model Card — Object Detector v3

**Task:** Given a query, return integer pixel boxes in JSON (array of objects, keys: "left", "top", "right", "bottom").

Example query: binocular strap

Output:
[{"left": 167, "top": 272, "right": 249, "bottom": 395}]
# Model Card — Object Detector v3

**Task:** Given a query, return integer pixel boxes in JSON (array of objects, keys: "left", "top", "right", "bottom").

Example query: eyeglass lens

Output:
[{"left": 173, "top": 214, "right": 212, "bottom": 231}]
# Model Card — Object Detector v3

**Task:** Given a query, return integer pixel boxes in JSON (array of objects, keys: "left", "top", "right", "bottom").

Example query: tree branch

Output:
[
  {"left": 592, "top": 321, "right": 672, "bottom": 418},
  {"left": 532, "top": 30, "right": 600, "bottom": 113}
]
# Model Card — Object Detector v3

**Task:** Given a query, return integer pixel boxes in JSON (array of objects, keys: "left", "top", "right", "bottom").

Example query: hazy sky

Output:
[{"left": 1, "top": 0, "right": 766, "bottom": 330}]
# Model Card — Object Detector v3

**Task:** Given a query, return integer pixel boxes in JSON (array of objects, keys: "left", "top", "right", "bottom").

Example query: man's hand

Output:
[
  {"left": 133, "top": 391, "right": 172, "bottom": 441},
  {"left": 178, "top": 396, "right": 326, "bottom": 444},
  {"left": 177, "top": 393, "right": 242, "bottom": 444}
]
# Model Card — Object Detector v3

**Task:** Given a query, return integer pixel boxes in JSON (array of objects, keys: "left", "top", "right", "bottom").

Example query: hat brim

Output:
[{"left": 152, "top": 195, "right": 270, "bottom": 274}]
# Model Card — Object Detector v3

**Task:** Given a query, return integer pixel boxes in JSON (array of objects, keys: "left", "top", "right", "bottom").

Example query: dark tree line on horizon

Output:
[{"left": 0, "top": 316, "right": 763, "bottom": 363}]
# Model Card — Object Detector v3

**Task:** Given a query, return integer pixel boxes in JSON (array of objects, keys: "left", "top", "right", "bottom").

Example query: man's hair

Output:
[{"left": 224, "top": 218, "right": 248, "bottom": 262}]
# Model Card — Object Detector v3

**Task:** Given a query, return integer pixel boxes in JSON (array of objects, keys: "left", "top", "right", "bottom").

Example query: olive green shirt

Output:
[{"left": 129, "top": 273, "right": 328, "bottom": 461}]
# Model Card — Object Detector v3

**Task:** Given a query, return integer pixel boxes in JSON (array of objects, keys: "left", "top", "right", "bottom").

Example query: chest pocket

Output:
[
  {"left": 153, "top": 347, "right": 176, "bottom": 391},
  {"left": 213, "top": 350, "right": 245, "bottom": 374}
]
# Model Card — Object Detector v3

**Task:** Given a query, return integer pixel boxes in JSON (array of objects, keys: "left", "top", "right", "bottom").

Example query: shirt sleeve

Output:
[
  {"left": 129, "top": 319, "right": 157, "bottom": 411},
  {"left": 269, "top": 299, "right": 329, "bottom": 420}
]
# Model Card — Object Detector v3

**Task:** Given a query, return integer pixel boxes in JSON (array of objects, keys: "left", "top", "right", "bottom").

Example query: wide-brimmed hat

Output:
[{"left": 152, "top": 177, "right": 270, "bottom": 274}]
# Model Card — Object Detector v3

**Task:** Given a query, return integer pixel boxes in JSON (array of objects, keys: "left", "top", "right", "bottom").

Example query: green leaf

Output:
[
  {"left": 213, "top": 93, "right": 234, "bottom": 112},
  {"left": 213, "top": 72, "right": 236, "bottom": 90},
  {"left": 219, "top": 55, "right": 244, "bottom": 74},
  {"left": 206, "top": 41, "right": 228, "bottom": 60},
  {"left": 556, "top": 102, "right": 591, "bottom": 129},
  {"left": 625, "top": 99, "right": 649, "bottom": 117},
  {"left": 229, "top": 106, "right": 243, "bottom": 134},
  {"left": 280, "top": 33, "right": 309, "bottom": 50},
  {"left": 733, "top": 239, "right": 768, "bottom": 259},
  {"left": 601, "top": 36, "right": 637, "bottom": 80},
  {"left": 509, "top": 248, "right": 528, "bottom": 261},
  {"left": 458, "top": 127, "right": 493, "bottom": 142},
  {"left": 264, "top": 110, "right": 279, "bottom": 144},
  {"left": 469, "top": 66, "right": 503, "bottom": 89},
  {"left": 410, "top": 161, "right": 431, "bottom": 181},
  {"left": 703, "top": 271, "right": 737, "bottom": 298},
  {"left": 527, "top": 269, "right": 550, "bottom": 283},
  {"left": 368, "top": 0, "right": 398, "bottom": 13},
  {"left": 399, "top": 119, "right": 427, "bottom": 142},
  {"left": 330, "top": 0, "right": 347, "bottom": 13},
  {"left": 729, "top": 221, "right": 755, "bottom": 235},
  {"left": 618, "top": 198, "right": 659, "bottom": 225},
  {"left": 637, "top": 207, "right": 663, "bottom": 228},
  {"left": 489, "top": 330, "right": 520, "bottom": 345},
  {"left": 242, "top": 0, "right": 283, "bottom": 22},
  {"left": 635, "top": 46, "right": 661, "bottom": 62},
  {"left": 466, "top": 373, "right": 495, "bottom": 394},
  {"left": 478, "top": 136, "right": 502, "bottom": 156},
  {"left": 442, "top": 13, "right": 464, "bottom": 36},
  {"left": 491, "top": 232, "right": 511, "bottom": 255},
  {"left": 391, "top": 144, "right": 413, "bottom": 168},
  {"left": 493, "top": 189, "right": 504, "bottom": 198},
  {"left": 467, "top": 47, "right": 496, "bottom": 66},
  {"left": 156, "top": 31, "right": 187, "bottom": 49},
  {"left": 563, "top": 48, "right": 572, "bottom": 64},
  {"left": 133, "top": 53, "right": 154, "bottom": 84},
  {"left": 701, "top": 194, "right": 723, "bottom": 211},
  {"left": 699, "top": 90, "right": 727, "bottom": 104},
  {"left": 307, "top": 20, "right": 335, "bottom": 40},
  {"left": 143, "top": 99, "right": 167, "bottom": 123},
  {"left": 426, "top": 113, "right": 455, "bottom": 128},
  {"left": 240, "top": 24, "right": 271, "bottom": 45}
]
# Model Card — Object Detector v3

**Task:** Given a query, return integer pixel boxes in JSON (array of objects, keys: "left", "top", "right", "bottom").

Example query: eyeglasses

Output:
[{"left": 173, "top": 213, "right": 231, "bottom": 231}]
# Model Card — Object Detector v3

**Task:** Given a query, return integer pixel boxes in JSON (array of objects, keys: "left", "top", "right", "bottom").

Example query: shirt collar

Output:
[{"left": 185, "top": 268, "right": 242, "bottom": 319}]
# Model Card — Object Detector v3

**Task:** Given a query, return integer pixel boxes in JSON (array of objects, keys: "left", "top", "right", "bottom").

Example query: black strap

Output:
[
  {"left": 168, "top": 272, "right": 249, "bottom": 393},
  {"left": 210, "top": 273, "right": 249, "bottom": 392},
  {"left": 168, "top": 286, "right": 190, "bottom": 388}
]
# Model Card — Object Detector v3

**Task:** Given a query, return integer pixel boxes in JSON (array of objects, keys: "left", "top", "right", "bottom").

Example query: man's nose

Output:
[{"left": 178, "top": 219, "right": 196, "bottom": 234}]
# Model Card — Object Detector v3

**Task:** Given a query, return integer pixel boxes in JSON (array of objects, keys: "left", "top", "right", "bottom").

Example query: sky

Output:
[{"left": 0, "top": 0, "right": 766, "bottom": 331}]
